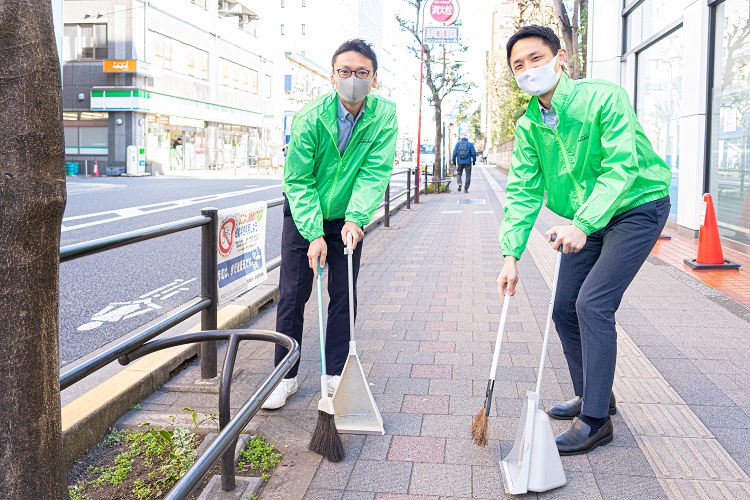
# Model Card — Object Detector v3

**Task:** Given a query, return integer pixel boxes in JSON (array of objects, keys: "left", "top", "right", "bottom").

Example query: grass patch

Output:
[
  {"left": 68, "top": 416, "right": 282, "bottom": 499},
  {"left": 422, "top": 182, "right": 451, "bottom": 194}
]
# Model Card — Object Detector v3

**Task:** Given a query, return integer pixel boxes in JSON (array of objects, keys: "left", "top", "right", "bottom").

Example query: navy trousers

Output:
[
  {"left": 456, "top": 163, "right": 472, "bottom": 190},
  {"left": 552, "top": 196, "right": 670, "bottom": 418},
  {"left": 274, "top": 198, "right": 362, "bottom": 379}
]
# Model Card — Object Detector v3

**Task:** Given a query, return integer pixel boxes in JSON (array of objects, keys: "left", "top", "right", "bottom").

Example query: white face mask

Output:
[
  {"left": 334, "top": 75, "right": 373, "bottom": 105},
  {"left": 514, "top": 53, "right": 561, "bottom": 96}
]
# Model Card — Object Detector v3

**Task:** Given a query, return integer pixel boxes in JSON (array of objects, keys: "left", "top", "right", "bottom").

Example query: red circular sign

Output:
[
  {"left": 218, "top": 217, "right": 236, "bottom": 257},
  {"left": 429, "top": 0, "right": 456, "bottom": 23}
]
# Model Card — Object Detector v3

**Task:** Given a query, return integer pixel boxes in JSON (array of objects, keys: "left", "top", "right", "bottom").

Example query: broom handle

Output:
[
  {"left": 535, "top": 248, "right": 562, "bottom": 396},
  {"left": 346, "top": 232, "right": 355, "bottom": 342},
  {"left": 316, "top": 258, "right": 327, "bottom": 385},
  {"left": 488, "top": 294, "right": 512, "bottom": 381}
]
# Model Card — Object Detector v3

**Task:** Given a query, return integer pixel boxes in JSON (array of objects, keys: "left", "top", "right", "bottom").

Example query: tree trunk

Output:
[
  {"left": 579, "top": 0, "right": 588, "bottom": 77},
  {"left": 553, "top": 0, "right": 580, "bottom": 79},
  {"left": 0, "top": 1, "right": 67, "bottom": 498}
]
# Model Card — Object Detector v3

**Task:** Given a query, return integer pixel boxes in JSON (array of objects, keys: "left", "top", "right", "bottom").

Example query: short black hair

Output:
[
  {"left": 506, "top": 25, "right": 561, "bottom": 68},
  {"left": 332, "top": 38, "right": 378, "bottom": 73}
]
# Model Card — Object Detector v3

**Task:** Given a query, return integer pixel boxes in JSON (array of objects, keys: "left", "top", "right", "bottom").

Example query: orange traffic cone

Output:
[
  {"left": 684, "top": 193, "right": 739, "bottom": 270},
  {"left": 93, "top": 160, "right": 100, "bottom": 177}
]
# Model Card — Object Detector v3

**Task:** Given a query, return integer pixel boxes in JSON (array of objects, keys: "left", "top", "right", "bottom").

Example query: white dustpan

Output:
[
  {"left": 500, "top": 248, "right": 566, "bottom": 494},
  {"left": 332, "top": 233, "right": 384, "bottom": 435}
]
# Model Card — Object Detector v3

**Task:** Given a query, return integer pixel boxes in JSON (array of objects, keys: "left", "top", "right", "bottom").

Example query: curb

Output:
[{"left": 61, "top": 197, "right": 412, "bottom": 467}]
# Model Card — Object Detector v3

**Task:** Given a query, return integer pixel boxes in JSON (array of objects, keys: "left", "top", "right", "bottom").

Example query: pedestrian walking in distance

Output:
[{"left": 452, "top": 135, "right": 476, "bottom": 193}]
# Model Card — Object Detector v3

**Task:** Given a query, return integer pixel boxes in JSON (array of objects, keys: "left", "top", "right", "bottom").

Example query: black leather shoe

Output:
[
  {"left": 555, "top": 417, "right": 613, "bottom": 456},
  {"left": 547, "top": 393, "right": 617, "bottom": 420}
]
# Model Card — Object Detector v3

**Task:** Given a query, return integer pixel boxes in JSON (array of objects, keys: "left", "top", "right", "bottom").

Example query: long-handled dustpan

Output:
[
  {"left": 332, "top": 232, "right": 384, "bottom": 435},
  {"left": 501, "top": 246, "right": 566, "bottom": 494}
]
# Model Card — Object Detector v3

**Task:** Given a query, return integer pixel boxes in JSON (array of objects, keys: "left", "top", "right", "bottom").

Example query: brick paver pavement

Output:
[{"left": 122, "top": 165, "right": 750, "bottom": 499}]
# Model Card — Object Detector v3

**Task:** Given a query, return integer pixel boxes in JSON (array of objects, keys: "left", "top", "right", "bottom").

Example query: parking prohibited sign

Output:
[{"left": 217, "top": 201, "right": 268, "bottom": 305}]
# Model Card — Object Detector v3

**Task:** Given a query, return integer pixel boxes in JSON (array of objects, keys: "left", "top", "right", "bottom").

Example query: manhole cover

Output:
[{"left": 457, "top": 199, "right": 486, "bottom": 205}]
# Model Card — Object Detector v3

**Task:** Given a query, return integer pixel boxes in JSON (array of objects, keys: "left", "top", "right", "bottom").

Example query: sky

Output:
[{"left": 383, "top": 0, "right": 492, "bottom": 142}]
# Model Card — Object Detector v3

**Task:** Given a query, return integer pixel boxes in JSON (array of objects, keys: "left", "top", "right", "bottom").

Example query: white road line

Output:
[{"left": 61, "top": 184, "right": 281, "bottom": 232}]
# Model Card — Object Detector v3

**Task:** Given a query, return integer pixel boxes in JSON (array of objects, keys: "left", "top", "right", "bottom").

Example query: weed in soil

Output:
[{"left": 67, "top": 419, "right": 282, "bottom": 500}]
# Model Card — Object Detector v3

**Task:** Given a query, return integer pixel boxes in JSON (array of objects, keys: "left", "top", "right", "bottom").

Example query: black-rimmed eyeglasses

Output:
[{"left": 334, "top": 68, "right": 372, "bottom": 79}]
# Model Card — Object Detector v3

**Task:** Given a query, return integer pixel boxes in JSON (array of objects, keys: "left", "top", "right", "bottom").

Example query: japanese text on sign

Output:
[{"left": 217, "top": 201, "right": 268, "bottom": 305}]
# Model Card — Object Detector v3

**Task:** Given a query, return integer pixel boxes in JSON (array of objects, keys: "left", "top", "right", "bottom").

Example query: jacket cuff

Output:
[
  {"left": 345, "top": 215, "right": 367, "bottom": 227},
  {"left": 302, "top": 228, "right": 325, "bottom": 242},
  {"left": 571, "top": 219, "right": 593, "bottom": 236}
]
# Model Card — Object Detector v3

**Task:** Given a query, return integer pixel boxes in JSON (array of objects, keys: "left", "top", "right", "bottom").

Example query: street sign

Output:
[
  {"left": 427, "top": 0, "right": 460, "bottom": 26},
  {"left": 424, "top": 26, "right": 460, "bottom": 44}
]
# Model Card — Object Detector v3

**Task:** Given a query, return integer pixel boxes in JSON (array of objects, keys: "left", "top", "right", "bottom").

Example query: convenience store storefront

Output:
[{"left": 90, "top": 88, "right": 269, "bottom": 173}]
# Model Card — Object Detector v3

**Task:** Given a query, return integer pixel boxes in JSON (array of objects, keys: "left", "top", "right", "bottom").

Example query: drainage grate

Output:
[{"left": 457, "top": 199, "right": 486, "bottom": 205}]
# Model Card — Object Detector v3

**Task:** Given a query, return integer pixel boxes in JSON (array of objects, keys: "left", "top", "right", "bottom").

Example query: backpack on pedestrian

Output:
[{"left": 457, "top": 141, "right": 470, "bottom": 162}]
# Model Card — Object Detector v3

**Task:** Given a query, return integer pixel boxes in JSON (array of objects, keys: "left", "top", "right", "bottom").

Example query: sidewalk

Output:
[{"left": 119, "top": 165, "right": 750, "bottom": 498}]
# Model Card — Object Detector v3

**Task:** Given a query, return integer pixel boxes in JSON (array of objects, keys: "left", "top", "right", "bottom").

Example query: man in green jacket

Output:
[
  {"left": 262, "top": 39, "right": 398, "bottom": 410},
  {"left": 497, "top": 26, "right": 671, "bottom": 454}
]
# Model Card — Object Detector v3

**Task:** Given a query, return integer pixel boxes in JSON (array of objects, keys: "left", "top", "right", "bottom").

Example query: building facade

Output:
[
  {"left": 261, "top": 0, "right": 391, "bottom": 149},
  {"left": 62, "top": 0, "right": 278, "bottom": 174},
  {"left": 589, "top": 0, "right": 750, "bottom": 252}
]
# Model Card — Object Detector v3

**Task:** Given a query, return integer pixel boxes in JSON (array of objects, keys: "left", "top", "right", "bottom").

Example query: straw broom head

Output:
[{"left": 309, "top": 396, "right": 345, "bottom": 462}]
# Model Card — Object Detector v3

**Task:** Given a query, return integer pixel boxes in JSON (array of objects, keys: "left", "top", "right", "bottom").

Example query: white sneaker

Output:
[
  {"left": 327, "top": 375, "right": 341, "bottom": 396},
  {"left": 261, "top": 377, "right": 298, "bottom": 410}
]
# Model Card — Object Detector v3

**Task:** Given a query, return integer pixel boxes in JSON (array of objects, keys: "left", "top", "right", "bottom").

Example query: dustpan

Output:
[
  {"left": 501, "top": 247, "right": 566, "bottom": 494},
  {"left": 332, "top": 232, "right": 384, "bottom": 435}
]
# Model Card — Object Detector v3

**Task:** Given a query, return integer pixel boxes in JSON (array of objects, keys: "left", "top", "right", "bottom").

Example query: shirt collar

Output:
[{"left": 337, "top": 97, "right": 366, "bottom": 121}]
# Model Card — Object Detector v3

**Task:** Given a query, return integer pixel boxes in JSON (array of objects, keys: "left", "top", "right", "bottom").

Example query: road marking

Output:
[
  {"left": 77, "top": 278, "right": 196, "bottom": 331},
  {"left": 66, "top": 182, "right": 126, "bottom": 194},
  {"left": 61, "top": 184, "right": 280, "bottom": 232}
]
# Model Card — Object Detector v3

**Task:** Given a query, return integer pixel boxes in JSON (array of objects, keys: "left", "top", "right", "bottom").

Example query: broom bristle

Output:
[
  {"left": 309, "top": 409, "right": 345, "bottom": 462},
  {"left": 471, "top": 406, "right": 489, "bottom": 447}
]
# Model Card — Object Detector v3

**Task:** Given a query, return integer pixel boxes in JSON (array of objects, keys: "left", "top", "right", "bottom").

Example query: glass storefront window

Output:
[
  {"left": 636, "top": 29, "right": 682, "bottom": 221},
  {"left": 625, "top": 0, "right": 683, "bottom": 52},
  {"left": 709, "top": 0, "right": 750, "bottom": 243}
]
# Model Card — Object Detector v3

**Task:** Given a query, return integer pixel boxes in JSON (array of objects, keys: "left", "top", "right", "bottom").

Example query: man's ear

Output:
[{"left": 371, "top": 72, "right": 378, "bottom": 89}]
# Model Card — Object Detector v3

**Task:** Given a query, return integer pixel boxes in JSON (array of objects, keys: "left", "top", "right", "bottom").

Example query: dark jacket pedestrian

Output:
[{"left": 452, "top": 137, "right": 476, "bottom": 193}]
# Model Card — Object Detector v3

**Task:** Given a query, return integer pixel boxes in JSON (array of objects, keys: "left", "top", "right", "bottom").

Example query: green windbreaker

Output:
[
  {"left": 499, "top": 73, "right": 671, "bottom": 260},
  {"left": 283, "top": 91, "right": 398, "bottom": 241}
]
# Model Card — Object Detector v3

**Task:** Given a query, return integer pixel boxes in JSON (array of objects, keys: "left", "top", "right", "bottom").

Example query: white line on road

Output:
[{"left": 61, "top": 184, "right": 281, "bottom": 232}]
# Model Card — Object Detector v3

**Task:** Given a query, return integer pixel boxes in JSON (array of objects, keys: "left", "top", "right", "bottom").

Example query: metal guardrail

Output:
[
  {"left": 60, "top": 197, "right": 285, "bottom": 390},
  {"left": 58, "top": 176, "right": 415, "bottom": 497},
  {"left": 119, "top": 329, "right": 299, "bottom": 497}
]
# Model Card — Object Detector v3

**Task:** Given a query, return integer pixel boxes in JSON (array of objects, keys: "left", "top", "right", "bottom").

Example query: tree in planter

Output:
[
  {"left": 0, "top": 1, "right": 67, "bottom": 498},
  {"left": 397, "top": 0, "right": 475, "bottom": 184}
]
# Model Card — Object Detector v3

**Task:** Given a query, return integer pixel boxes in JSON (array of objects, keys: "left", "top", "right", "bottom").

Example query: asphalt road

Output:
[
  {"left": 59, "top": 169, "right": 411, "bottom": 370},
  {"left": 59, "top": 174, "right": 284, "bottom": 368}
]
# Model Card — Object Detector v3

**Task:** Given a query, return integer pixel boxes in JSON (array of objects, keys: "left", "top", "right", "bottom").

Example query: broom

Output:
[
  {"left": 308, "top": 258, "right": 345, "bottom": 462},
  {"left": 471, "top": 293, "right": 512, "bottom": 446}
]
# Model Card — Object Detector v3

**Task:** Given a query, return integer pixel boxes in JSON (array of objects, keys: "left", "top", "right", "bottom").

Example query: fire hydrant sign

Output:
[
  {"left": 217, "top": 201, "right": 268, "bottom": 304},
  {"left": 428, "top": 0, "right": 459, "bottom": 25}
]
